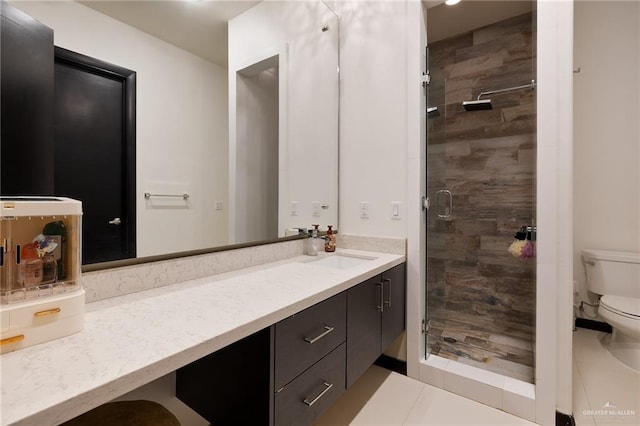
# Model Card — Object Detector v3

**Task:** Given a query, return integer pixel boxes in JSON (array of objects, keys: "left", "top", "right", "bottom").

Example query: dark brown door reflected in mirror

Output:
[{"left": 53, "top": 48, "right": 136, "bottom": 264}]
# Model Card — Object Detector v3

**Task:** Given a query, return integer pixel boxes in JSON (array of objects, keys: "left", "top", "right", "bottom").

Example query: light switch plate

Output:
[
  {"left": 391, "top": 201, "right": 401, "bottom": 219},
  {"left": 360, "top": 202, "right": 369, "bottom": 219}
]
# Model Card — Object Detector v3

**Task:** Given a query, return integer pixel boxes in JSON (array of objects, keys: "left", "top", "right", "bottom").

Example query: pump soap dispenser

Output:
[
  {"left": 306, "top": 230, "right": 317, "bottom": 256},
  {"left": 325, "top": 225, "right": 336, "bottom": 252}
]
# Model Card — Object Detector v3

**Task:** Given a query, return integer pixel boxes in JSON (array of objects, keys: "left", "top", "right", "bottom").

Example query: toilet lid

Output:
[{"left": 600, "top": 295, "right": 640, "bottom": 318}]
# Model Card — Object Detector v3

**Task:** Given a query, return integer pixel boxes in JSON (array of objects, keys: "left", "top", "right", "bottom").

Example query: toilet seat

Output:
[{"left": 600, "top": 295, "right": 640, "bottom": 320}]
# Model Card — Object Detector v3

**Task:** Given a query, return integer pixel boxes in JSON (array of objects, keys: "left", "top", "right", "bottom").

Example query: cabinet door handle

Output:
[
  {"left": 303, "top": 382, "right": 334, "bottom": 406},
  {"left": 304, "top": 326, "right": 334, "bottom": 344},
  {"left": 377, "top": 283, "right": 384, "bottom": 312},
  {"left": 383, "top": 278, "right": 392, "bottom": 308}
]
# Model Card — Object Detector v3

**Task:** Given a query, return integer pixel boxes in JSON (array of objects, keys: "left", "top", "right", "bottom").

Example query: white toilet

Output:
[{"left": 582, "top": 249, "right": 640, "bottom": 372}]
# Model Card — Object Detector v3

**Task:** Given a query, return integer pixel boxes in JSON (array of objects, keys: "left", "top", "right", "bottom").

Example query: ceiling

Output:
[
  {"left": 79, "top": 1, "right": 260, "bottom": 68},
  {"left": 425, "top": 0, "right": 535, "bottom": 43},
  {"left": 82, "top": 1, "right": 535, "bottom": 68}
]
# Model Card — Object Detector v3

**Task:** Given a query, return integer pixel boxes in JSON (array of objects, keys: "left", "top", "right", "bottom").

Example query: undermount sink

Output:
[{"left": 308, "top": 254, "right": 375, "bottom": 269}]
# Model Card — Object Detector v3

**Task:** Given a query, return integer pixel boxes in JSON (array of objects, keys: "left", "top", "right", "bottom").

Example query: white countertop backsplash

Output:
[{"left": 1, "top": 236, "right": 405, "bottom": 426}]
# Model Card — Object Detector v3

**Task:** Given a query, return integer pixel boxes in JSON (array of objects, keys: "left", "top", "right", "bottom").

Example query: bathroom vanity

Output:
[
  {"left": 0, "top": 248, "right": 404, "bottom": 425},
  {"left": 176, "top": 263, "right": 405, "bottom": 425}
]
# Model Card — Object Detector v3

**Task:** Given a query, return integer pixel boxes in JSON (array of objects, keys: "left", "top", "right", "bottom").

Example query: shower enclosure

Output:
[{"left": 424, "top": 6, "right": 537, "bottom": 383}]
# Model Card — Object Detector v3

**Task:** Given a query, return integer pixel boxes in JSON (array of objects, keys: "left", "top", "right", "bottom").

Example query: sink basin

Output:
[{"left": 309, "top": 254, "right": 375, "bottom": 269}]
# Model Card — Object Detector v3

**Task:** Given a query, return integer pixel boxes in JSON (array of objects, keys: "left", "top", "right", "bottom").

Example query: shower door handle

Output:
[{"left": 435, "top": 190, "right": 452, "bottom": 218}]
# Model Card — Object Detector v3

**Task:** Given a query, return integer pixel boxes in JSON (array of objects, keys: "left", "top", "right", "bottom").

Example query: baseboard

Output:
[
  {"left": 575, "top": 318, "right": 612, "bottom": 333},
  {"left": 556, "top": 410, "right": 576, "bottom": 426},
  {"left": 374, "top": 354, "right": 407, "bottom": 376}
]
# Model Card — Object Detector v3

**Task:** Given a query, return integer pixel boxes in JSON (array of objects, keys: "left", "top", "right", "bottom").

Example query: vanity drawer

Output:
[
  {"left": 274, "top": 343, "right": 346, "bottom": 426},
  {"left": 274, "top": 292, "right": 346, "bottom": 389},
  {"left": 1, "top": 289, "right": 84, "bottom": 354}
]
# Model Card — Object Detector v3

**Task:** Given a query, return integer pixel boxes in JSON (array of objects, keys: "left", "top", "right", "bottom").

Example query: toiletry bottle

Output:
[
  {"left": 19, "top": 243, "right": 43, "bottom": 287},
  {"left": 41, "top": 253, "right": 57, "bottom": 284},
  {"left": 43, "top": 221, "right": 66, "bottom": 280},
  {"left": 312, "top": 224, "right": 320, "bottom": 253},
  {"left": 306, "top": 230, "right": 317, "bottom": 256},
  {"left": 325, "top": 225, "right": 336, "bottom": 252}
]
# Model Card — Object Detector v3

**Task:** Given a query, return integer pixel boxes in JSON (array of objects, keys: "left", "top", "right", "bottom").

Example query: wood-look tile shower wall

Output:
[{"left": 426, "top": 12, "right": 536, "bottom": 374}]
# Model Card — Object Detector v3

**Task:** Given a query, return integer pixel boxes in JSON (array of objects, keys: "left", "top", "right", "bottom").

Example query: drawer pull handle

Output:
[
  {"left": 303, "top": 382, "right": 333, "bottom": 407},
  {"left": 1, "top": 334, "right": 25, "bottom": 345},
  {"left": 34, "top": 308, "right": 61, "bottom": 317},
  {"left": 377, "top": 283, "right": 384, "bottom": 312},
  {"left": 304, "top": 326, "right": 334, "bottom": 344},
  {"left": 383, "top": 278, "right": 392, "bottom": 307}
]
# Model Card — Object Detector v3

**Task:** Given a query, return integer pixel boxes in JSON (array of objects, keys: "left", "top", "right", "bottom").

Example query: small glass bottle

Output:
[
  {"left": 19, "top": 244, "right": 43, "bottom": 288},
  {"left": 43, "top": 221, "right": 66, "bottom": 280},
  {"left": 311, "top": 224, "right": 320, "bottom": 253},
  {"left": 306, "top": 230, "right": 317, "bottom": 256},
  {"left": 41, "top": 254, "right": 57, "bottom": 284}
]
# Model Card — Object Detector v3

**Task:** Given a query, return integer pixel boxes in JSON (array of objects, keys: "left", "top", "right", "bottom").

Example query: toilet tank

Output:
[{"left": 582, "top": 249, "right": 640, "bottom": 298}]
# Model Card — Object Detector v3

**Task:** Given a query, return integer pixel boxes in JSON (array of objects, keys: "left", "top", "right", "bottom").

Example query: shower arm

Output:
[{"left": 476, "top": 80, "right": 536, "bottom": 101}]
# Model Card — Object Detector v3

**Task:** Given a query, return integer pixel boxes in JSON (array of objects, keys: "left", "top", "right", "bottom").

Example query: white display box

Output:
[{"left": 1, "top": 197, "right": 84, "bottom": 353}]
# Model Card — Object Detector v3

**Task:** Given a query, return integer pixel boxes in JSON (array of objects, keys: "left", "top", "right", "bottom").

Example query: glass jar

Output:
[
  {"left": 20, "top": 258, "right": 43, "bottom": 287},
  {"left": 41, "top": 254, "right": 57, "bottom": 284}
]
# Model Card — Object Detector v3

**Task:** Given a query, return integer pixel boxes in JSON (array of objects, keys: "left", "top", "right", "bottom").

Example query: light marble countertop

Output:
[{"left": 0, "top": 249, "right": 404, "bottom": 425}]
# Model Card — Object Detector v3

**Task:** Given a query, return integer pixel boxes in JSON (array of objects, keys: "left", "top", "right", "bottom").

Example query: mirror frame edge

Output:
[{"left": 82, "top": 234, "right": 308, "bottom": 273}]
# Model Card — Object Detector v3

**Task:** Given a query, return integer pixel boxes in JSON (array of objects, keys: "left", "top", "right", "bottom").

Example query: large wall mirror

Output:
[{"left": 9, "top": 0, "right": 339, "bottom": 268}]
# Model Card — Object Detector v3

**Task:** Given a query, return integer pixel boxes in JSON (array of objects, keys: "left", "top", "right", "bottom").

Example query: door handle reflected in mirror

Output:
[{"left": 108, "top": 217, "right": 121, "bottom": 225}]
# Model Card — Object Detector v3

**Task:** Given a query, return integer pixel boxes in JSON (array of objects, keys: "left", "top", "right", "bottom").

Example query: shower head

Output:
[
  {"left": 427, "top": 106, "right": 440, "bottom": 117},
  {"left": 462, "top": 99, "right": 492, "bottom": 111},
  {"left": 462, "top": 80, "right": 536, "bottom": 112}
]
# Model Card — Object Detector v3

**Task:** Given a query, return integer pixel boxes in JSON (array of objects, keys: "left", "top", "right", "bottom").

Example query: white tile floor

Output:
[
  {"left": 106, "top": 327, "right": 640, "bottom": 426},
  {"left": 315, "top": 365, "right": 537, "bottom": 426},
  {"left": 573, "top": 328, "right": 640, "bottom": 426}
]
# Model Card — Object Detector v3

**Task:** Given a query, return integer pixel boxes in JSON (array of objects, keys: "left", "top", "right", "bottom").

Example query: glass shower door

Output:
[{"left": 423, "top": 8, "right": 537, "bottom": 383}]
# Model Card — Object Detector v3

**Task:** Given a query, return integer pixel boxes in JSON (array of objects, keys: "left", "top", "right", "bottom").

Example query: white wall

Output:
[
  {"left": 11, "top": 1, "right": 229, "bottom": 258},
  {"left": 338, "top": 1, "right": 408, "bottom": 239},
  {"left": 406, "top": 0, "right": 427, "bottom": 369},
  {"left": 573, "top": 1, "right": 640, "bottom": 319},
  {"left": 228, "top": 1, "right": 339, "bottom": 241},
  {"left": 236, "top": 66, "right": 279, "bottom": 242},
  {"left": 536, "top": 1, "right": 575, "bottom": 420},
  {"left": 336, "top": 0, "right": 411, "bottom": 361}
]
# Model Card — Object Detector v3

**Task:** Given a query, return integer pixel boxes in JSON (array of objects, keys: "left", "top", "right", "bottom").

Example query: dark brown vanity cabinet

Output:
[
  {"left": 176, "top": 263, "right": 405, "bottom": 426},
  {"left": 274, "top": 292, "right": 346, "bottom": 390},
  {"left": 347, "top": 263, "right": 406, "bottom": 388},
  {"left": 273, "top": 292, "right": 347, "bottom": 425},
  {"left": 176, "top": 293, "right": 347, "bottom": 426},
  {"left": 380, "top": 263, "right": 406, "bottom": 351}
]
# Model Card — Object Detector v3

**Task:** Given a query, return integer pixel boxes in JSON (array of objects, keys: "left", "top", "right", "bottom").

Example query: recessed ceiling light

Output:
[{"left": 445, "top": 0, "right": 461, "bottom": 5}]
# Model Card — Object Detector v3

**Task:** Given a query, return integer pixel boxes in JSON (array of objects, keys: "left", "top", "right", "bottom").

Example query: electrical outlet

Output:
[
  {"left": 215, "top": 201, "right": 223, "bottom": 211},
  {"left": 360, "top": 202, "right": 369, "bottom": 219},
  {"left": 290, "top": 201, "right": 298, "bottom": 216},
  {"left": 391, "top": 202, "right": 401, "bottom": 219},
  {"left": 312, "top": 201, "right": 320, "bottom": 217}
]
